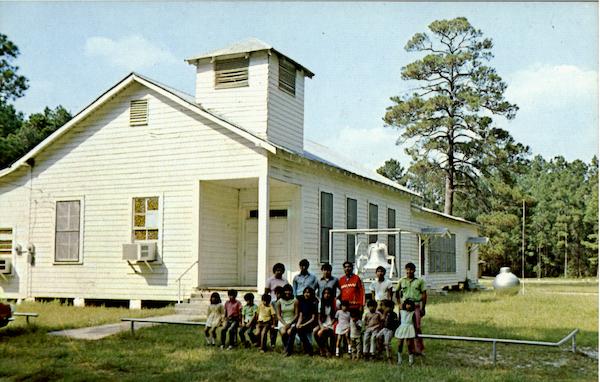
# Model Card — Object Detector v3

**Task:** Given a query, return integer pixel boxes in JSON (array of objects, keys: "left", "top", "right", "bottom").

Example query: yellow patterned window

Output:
[
  {"left": 133, "top": 197, "right": 159, "bottom": 241},
  {"left": 0, "top": 229, "right": 12, "bottom": 256}
]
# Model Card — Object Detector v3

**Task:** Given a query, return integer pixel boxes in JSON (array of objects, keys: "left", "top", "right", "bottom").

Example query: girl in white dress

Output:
[
  {"left": 395, "top": 299, "right": 416, "bottom": 365},
  {"left": 334, "top": 300, "right": 351, "bottom": 357},
  {"left": 204, "top": 292, "right": 224, "bottom": 345}
]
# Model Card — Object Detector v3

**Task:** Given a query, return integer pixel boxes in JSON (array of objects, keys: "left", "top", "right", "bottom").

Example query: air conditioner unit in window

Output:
[
  {"left": 122, "top": 243, "right": 157, "bottom": 262},
  {"left": 0, "top": 257, "right": 12, "bottom": 275}
]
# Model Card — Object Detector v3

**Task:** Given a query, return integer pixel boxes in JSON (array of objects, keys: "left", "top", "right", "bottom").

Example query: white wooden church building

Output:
[{"left": 0, "top": 39, "right": 481, "bottom": 307}]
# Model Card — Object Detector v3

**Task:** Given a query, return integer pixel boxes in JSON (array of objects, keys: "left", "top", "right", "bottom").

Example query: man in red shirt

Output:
[{"left": 338, "top": 261, "right": 365, "bottom": 315}]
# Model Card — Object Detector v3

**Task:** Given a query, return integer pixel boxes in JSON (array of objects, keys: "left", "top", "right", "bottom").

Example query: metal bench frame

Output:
[{"left": 419, "top": 329, "right": 579, "bottom": 366}]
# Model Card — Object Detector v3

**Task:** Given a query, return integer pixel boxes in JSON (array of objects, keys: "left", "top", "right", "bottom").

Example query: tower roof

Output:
[{"left": 185, "top": 37, "right": 314, "bottom": 78}]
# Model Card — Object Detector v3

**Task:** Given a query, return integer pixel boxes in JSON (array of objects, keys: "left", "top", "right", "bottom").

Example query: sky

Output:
[{"left": 1, "top": 2, "right": 598, "bottom": 170}]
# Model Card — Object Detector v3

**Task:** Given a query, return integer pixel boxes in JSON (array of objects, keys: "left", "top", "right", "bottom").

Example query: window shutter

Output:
[
  {"left": 320, "top": 192, "right": 333, "bottom": 263},
  {"left": 346, "top": 198, "right": 357, "bottom": 262},
  {"left": 278, "top": 58, "right": 296, "bottom": 96},
  {"left": 215, "top": 57, "right": 249, "bottom": 89},
  {"left": 130, "top": 99, "right": 148, "bottom": 126},
  {"left": 368, "top": 203, "right": 378, "bottom": 244}
]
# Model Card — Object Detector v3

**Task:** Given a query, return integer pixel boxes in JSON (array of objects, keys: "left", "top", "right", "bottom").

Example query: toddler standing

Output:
[
  {"left": 395, "top": 299, "right": 417, "bottom": 365},
  {"left": 334, "top": 300, "right": 351, "bottom": 357}
]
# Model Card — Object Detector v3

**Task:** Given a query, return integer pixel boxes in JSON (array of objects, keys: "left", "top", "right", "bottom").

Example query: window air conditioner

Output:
[
  {"left": 122, "top": 242, "right": 157, "bottom": 262},
  {"left": 0, "top": 258, "right": 12, "bottom": 274}
]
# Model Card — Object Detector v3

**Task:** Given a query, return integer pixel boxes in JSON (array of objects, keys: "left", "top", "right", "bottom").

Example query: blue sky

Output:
[{"left": 1, "top": 2, "right": 597, "bottom": 169}]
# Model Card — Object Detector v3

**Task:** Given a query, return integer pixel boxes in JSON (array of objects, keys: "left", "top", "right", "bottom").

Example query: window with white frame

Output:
[
  {"left": 428, "top": 234, "right": 456, "bottom": 273},
  {"left": 55, "top": 201, "right": 81, "bottom": 262},
  {"left": 0, "top": 228, "right": 13, "bottom": 256},
  {"left": 133, "top": 197, "right": 159, "bottom": 241}
]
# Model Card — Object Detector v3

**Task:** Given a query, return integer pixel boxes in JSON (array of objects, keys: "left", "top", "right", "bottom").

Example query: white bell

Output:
[{"left": 362, "top": 243, "right": 391, "bottom": 277}]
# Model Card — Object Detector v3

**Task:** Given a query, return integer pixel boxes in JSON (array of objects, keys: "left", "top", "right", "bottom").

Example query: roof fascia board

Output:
[
  {"left": 411, "top": 204, "right": 478, "bottom": 226},
  {"left": 132, "top": 75, "right": 275, "bottom": 154}
]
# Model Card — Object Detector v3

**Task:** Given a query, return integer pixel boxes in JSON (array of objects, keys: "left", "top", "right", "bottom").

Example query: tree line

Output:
[
  {"left": 0, "top": 33, "right": 72, "bottom": 170},
  {"left": 378, "top": 18, "right": 598, "bottom": 278}
]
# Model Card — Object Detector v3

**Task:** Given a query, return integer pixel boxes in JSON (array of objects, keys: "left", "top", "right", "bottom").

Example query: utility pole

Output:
[
  {"left": 564, "top": 231, "right": 568, "bottom": 278},
  {"left": 522, "top": 199, "right": 525, "bottom": 295}
]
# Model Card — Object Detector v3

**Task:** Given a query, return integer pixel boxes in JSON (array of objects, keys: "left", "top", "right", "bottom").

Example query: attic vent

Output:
[
  {"left": 130, "top": 99, "right": 148, "bottom": 126},
  {"left": 215, "top": 57, "right": 249, "bottom": 89},
  {"left": 278, "top": 58, "right": 296, "bottom": 96}
]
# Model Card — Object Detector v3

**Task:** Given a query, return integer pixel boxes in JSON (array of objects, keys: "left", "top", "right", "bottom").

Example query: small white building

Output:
[{"left": 0, "top": 39, "right": 481, "bottom": 307}]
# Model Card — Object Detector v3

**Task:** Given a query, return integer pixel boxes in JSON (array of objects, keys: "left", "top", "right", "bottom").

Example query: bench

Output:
[
  {"left": 12, "top": 312, "right": 39, "bottom": 324},
  {"left": 121, "top": 317, "right": 205, "bottom": 335}
]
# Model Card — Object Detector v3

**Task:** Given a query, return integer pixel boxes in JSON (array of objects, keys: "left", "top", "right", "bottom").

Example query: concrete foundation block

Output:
[
  {"left": 74, "top": 297, "right": 85, "bottom": 307},
  {"left": 129, "top": 299, "right": 142, "bottom": 310}
]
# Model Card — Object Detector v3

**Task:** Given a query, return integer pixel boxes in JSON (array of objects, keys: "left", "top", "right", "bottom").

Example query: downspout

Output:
[{"left": 25, "top": 158, "right": 35, "bottom": 299}]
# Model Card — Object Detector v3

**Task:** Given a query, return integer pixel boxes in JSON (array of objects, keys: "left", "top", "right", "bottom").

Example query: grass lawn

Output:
[{"left": 1, "top": 280, "right": 597, "bottom": 382}]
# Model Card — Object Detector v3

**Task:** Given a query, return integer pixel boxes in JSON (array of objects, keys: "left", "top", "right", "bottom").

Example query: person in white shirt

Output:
[{"left": 369, "top": 266, "right": 393, "bottom": 308}]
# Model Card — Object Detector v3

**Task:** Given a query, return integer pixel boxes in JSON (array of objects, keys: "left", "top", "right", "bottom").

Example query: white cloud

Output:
[
  {"left": 321, "top": 125, "right": 410, "bottom": 171},
  {"left": 502, "top": 64, "right": 598, "bottom": 161},
  {"left": 84, "top": 35, "right": 178, "bottom": 71},
  {"left": 506, "top": 64, "right": 598, "bottom": 108}
]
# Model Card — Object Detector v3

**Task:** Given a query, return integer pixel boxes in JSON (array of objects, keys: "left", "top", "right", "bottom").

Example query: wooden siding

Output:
[
  {"left": 267, "top": 54, "right": 305, "bottom": 153},
  {"left": 0, "top": 167, "right": 31, "bottom": 298},
  {"left": 268, "top": 156, "right": 415, "bottom": 278},
  {"left": 195, "top": 52, "right": 269, "bottom": 140},
  {"left": 411, "top": 211, "right": 479, "bottom": 288},
  {"left": 199, "top": 182, "right": 239, "bottom": 286},
  {"left": 0, "top": 82, "right": 265, "bottom": 301},
  {"left": 268, "top": 155, "right": 479, "bottom": 289}
]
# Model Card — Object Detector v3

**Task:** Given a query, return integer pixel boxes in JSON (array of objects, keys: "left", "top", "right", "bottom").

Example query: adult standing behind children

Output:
[
  {"left": 395, "top": 262, "right": 427, "bottom": 355},
  {"left": 338, "top": 261, "right": 365, "bottom": 315},
  {"left": 292, "top": 259, "right": 318, "bottom": 298},
  {"left": 369, "top": 266, "right": 393, "bottom": 306},
  {"left": 316, "top": 263, "right": 339, "bottom": 300},
  {"left": 265, "top": 263, "right": 290, "bottom": 301}
]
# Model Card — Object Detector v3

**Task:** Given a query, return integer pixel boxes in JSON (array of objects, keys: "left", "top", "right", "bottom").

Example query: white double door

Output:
[{"left": 243, "top": 214, "right": 289, "bottom": 286}]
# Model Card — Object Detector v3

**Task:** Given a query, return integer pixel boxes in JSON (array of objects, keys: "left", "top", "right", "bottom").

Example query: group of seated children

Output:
[{"left": 203, "top": 264, "right": 418, "bottom": 365}]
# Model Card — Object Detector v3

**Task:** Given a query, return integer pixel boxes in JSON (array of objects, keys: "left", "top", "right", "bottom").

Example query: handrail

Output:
[
  {"left": 175, "top": 260, "right": 199, "bottom": 303},
  {"left": 419, "top": 329, "right": 579, "bottom": 366}
]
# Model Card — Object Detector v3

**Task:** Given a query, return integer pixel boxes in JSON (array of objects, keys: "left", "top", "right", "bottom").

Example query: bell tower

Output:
[{"left": 186, "top": 38, "right": 314, "bottom": 153}]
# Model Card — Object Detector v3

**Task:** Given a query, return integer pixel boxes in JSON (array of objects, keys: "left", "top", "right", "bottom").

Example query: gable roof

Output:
[
  {"left": 0, "top": 72, "right": 276, "bottom": 178},
  {"left": 185, "top": 37, "right": 315, "bottom": 78},
  {"left": 0, "top": 72, "right": 421, "bottom": 200}
]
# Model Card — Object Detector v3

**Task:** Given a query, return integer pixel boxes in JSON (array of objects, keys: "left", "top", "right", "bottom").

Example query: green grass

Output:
[
  {"left": 3, "top": 300, "right": 174, "bottom": 332},
  {"left": 1, "top": 281, "right": 597, "bottom": 382}
]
